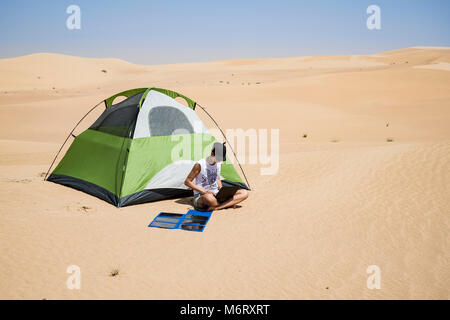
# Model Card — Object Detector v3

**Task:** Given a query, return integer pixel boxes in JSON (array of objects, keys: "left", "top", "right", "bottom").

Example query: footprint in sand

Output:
[
  {"left": 8, "top": 178, "right": 32, "bottom": 183},
  {"left": 64, "top": 205, "right": 96, "bottom": 214},
  {"left": 79, "top": 206, "right": 95, "bottom": 213},
  {"left": 78, "top": 206, "right": 96, "bottom": 213}
]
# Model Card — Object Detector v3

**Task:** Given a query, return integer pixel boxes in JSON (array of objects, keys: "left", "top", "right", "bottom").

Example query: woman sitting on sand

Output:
[{"left": 184, "top": 142, "right": 248, "bottom": 211}]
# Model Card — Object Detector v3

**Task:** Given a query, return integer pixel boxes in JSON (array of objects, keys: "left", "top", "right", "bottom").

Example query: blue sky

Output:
[{"left": 0, "top": 0, "right": 449, "bottom": 64}]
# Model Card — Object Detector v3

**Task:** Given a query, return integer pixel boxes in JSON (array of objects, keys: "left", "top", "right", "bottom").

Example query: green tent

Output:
[{"left": 47, "top": 87, "right": 249, "bottom": 207}]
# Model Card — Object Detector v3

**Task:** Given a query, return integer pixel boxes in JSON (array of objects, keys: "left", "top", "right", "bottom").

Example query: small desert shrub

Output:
[
  {"left": 101, "top": 69, "right": 107, "bottom": 73},
  {"left": 387, "top": 138, "right": 394, "bottom": 142},
  {"left": 110, "top": 268, "right": 120, "bottom": 277}
]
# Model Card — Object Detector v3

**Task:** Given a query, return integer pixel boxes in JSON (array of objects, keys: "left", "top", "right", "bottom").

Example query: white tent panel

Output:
[
  {"left": 145, "top": 160, "right": 195, "bottom": 190},
  {"left": 133, "top": 90, "right": 208, "bottom": 139}
]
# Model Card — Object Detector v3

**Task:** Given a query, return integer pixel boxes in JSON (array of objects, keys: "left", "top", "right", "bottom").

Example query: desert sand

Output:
[{"left": 0, "top": 47, "right": 449, "bottom": 299}]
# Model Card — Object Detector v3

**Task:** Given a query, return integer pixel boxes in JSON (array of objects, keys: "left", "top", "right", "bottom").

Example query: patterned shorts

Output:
[{"left": 193, "top": 193, "right": 202, "bottom": 210}]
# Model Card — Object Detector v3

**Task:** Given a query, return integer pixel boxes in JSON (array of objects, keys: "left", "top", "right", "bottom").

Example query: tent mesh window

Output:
[
  {"left": 149, "top": 106, "right": 194, "bottom": 136},
  {"left": 90, "top": 92, "right": 144, "bottom": 137}
]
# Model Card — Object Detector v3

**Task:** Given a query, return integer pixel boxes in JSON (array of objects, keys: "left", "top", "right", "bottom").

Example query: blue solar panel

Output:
[{"left": 148, "top": 210, "right": 213, "bottom": 232}]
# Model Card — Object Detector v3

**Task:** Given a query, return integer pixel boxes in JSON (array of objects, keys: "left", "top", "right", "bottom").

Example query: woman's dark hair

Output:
[{"left": 211, "top": 142, "right": 226, "bottom": 161}]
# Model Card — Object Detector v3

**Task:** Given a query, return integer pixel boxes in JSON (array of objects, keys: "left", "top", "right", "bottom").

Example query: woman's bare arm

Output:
[
  {"left": 217, "top": 177, "right": 222, "bottom": 190},
  {"left": 184, "top": 163, "right": 210, "bottom": 195}
]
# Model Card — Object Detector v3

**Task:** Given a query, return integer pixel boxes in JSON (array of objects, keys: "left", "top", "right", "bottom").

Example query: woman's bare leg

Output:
[{"left": 197, "top": 194, "right": 219, "bottom": 210}]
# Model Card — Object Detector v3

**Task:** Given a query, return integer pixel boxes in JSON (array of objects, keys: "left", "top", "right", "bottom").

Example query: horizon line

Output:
[{"left": 2, "top": 46, "right": 450, "bottom": 67}]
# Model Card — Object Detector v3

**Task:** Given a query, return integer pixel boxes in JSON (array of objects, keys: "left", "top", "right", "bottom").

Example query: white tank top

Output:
[{"left": 193, "top": 158, "right": 222, "bottom": 195}]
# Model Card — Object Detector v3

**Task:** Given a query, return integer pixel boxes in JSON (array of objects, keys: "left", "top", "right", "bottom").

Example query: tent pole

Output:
[
  {"left": 196, "top": 103, "right": 252, "bottom": 190},
  {"left": 43, "top": 100, "right": 106, "bottom": 181}
]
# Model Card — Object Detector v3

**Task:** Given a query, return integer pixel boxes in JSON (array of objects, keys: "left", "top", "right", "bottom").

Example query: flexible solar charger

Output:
[{"left": 149, "top": 210, "right": 213, "bottom": 232}]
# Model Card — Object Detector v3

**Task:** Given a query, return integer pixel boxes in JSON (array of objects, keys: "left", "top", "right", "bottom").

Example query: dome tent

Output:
[{"left": 46, "top": 87, "right": 249, "bottom": 207}]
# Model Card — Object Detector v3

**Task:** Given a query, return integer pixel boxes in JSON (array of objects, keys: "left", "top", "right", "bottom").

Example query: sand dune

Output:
[
  {"left": 415, "top": 62, "right": 450, "bottom": 71},
  {"left": 0, "top": 53, "right": 149, "bottom": 91},
  {"left": 0, "top": 47, "right": 449, "bottom": 299}
]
